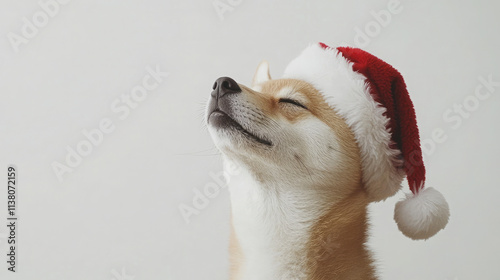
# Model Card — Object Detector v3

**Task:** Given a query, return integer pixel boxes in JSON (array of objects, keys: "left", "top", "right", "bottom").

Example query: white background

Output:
[{"left": 0, "top": 0, "right": 499, "bottom": 279}]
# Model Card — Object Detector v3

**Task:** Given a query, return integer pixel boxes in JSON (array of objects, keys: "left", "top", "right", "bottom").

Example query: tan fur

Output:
[
  {"left": 241, "top": 79, "right": 333, "bottom": 124},
  {"left": 307, "top": 190, "right": 376, "bottom": 280}
]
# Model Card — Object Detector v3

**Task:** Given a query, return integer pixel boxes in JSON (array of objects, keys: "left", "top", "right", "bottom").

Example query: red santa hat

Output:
[{"left": 283, "top": 42, "right": 450, "bottom": 240}]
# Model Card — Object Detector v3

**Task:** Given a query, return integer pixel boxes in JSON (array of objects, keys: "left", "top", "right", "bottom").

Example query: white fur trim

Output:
[
  {"left": 394, "top": 187, "right": 450, "bottom": 240},
  {"left": 283, "top": 44, "right": 404, "bottom": 201}
]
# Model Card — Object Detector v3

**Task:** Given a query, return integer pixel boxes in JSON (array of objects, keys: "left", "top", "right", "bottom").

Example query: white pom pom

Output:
[{"left": 394, "top": 187, "right": 450, "bottom": 240}]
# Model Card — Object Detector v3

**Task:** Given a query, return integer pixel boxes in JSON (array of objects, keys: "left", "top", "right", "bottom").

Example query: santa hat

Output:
[{"left": 283, "top": 43, "right": 450, "bottom": 240}]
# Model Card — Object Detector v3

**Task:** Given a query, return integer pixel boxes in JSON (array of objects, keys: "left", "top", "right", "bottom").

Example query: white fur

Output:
[
  {"left": 227, "top": 163, "right": 324, "bottom": 280},
  {"left": 283, "top": 44, "right": 405, "bottom": 202},
  {"left": 211, "top": 110, "right": 351, "bottom": 279},
  {"left": 394, "top": 187, "right": 450, "bottom": 240}
]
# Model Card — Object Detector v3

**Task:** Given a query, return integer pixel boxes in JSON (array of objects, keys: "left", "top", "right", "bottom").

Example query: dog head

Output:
[{"left": 206, "top": 61, "right": 362, "bottom": 194}]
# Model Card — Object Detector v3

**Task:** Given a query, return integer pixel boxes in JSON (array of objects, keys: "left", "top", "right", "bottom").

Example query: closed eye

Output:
[{"left": 279, "top": 98, "right": 308, "bottom": 110}]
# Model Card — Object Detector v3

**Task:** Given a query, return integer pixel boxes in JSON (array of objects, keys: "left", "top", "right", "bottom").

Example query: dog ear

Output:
[{"left": 252, "top": 60, "right": 271, "bottom": 86}]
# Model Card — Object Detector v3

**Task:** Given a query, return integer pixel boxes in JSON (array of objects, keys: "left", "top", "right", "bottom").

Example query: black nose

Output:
[{"left": 211, "top": 77, "right": 241, "bottom": 98}]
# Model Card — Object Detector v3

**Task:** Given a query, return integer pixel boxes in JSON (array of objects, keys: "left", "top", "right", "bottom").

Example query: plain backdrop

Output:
[{"left": 0, "top": 0, "right": 499, "bottom": 279}]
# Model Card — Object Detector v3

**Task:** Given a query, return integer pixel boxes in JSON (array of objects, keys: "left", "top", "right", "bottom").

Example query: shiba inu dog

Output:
[{"left": 206, "top": 43, "right": 449, "bottom": 280}]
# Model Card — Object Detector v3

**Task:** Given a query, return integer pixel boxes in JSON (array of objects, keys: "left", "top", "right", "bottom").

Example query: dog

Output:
[{"left": 205, "top": 43, "right": 449, "bottom": 280}]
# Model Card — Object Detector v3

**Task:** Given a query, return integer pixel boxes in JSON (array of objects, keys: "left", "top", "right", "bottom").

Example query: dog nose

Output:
[{"left": 211, "top": 77, "right": 241, "bottom": 98}]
